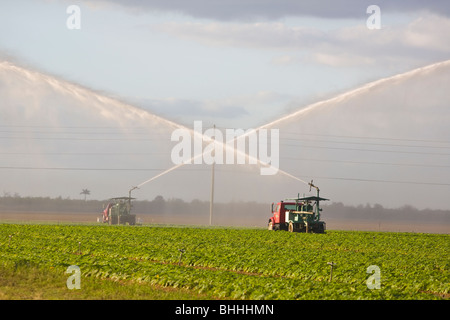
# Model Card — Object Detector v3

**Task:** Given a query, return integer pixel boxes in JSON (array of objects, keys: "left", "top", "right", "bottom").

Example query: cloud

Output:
[
  {"left": 270, "top": 55, "right": 300, "bottom": 66},
  {"left": 139, "top": 97, "right": 248, "bottom": 119},
  {"left": 79, "top": 0, "right": 450, "bottom": 20},
  {"left": 308, "top": 53, "right": 376, "bottom": 67},
  {"left": 154, "top": 22, "right": 324, "bottom": 49},
  {"left": 130, "top": 91, "right": 296, "bottom": 128},
  {"left": 153, "top": 13, "right": 450, "bottom": 67},
  {"left": 402, "top": 15, "right": 450, "bottom": 52}
]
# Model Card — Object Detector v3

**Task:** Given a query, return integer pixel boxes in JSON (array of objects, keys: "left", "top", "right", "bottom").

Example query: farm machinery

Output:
[
  {"left": 102, "top": 197, "right": 136, "bottom": 225},
  {"left": 268, "top": 181, "right": 328, "bottom": 233}
]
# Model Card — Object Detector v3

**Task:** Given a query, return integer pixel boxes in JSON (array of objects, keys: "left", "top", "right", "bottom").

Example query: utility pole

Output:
[{"left": 209, "top": 124, "right": 215, "bottom": 226}]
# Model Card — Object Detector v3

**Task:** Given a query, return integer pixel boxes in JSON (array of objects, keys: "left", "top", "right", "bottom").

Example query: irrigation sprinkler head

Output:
[
  {"left": 129, "top": 186, "right": 139, "bottom": 197},
  {"left": 309, "top": 180, "right": 320, "bottom": 192},
  {"left": 327, "top": 262, "right": 337, "bottom": 282},
  {"left": 178, "top": 248, "right": 186, "bottom": 265}
]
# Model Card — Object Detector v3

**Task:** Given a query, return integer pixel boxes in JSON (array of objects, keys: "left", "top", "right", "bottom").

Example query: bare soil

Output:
[{"left": 0, "top": 211, "right": 448, "bottom": 234}]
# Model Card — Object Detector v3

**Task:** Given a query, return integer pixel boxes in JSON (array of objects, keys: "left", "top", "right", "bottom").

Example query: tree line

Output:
[{"left": 0, "top": 194, "right": 448, "bottom": 224}]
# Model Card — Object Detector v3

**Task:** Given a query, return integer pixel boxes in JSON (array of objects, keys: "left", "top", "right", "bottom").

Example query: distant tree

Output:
[
  {"left": 80, "top": 189, "right": 90, "bottom": 201},
  {"left": 152, "top": 195, "right": 165, "bottom": 213}
]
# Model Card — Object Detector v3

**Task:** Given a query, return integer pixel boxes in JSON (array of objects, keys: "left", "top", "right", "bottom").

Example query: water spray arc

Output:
[
  {"left": 135, "top": 58, "right": 450, "bottom": 191},
  {"left": 4, "top": 58, "right": 449, "bottom": 199},
  {"left": 0, "top": 61, "right": 189, "bottom": 134},
  {"left": 0, "top": 61, "right": 324, "bottom": 190},
  {"left": 136, "top": 59, "right": 450, "bottom": 191},
  {"left": 259, "top": 59, "right": 450, "bottom": 130},
  {"left": 135, "top": 127, "right": 310, "bottom": 190}
]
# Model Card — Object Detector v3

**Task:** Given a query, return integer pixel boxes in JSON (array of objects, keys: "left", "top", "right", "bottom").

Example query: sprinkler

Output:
[
  {"left": 178, "top": 248, "right": 186, "bottom": 265},
  {"left": 327, "top": 262, "right": 337, "bottom": 282}
]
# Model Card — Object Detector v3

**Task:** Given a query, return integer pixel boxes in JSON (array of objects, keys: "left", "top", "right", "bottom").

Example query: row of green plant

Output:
[{"left": 0, "top": 223, "right": 448, "bottom": 299}]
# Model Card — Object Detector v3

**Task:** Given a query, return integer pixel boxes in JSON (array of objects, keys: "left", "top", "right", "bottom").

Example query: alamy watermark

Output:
[
  {"left": 171, "top": 121, "right": 279, "bottom": 175},
  {"left": 366, "top": 265, "right": 381, "bottom": 289},
  {"left": 66, "top": 265, "right": 81, "bottom": 289},
  {"left": 66, "top": 5, "right": 81, "bottom": 30},
  {"left": 366, "top": 5, "right": 381, "bottom": 30}
]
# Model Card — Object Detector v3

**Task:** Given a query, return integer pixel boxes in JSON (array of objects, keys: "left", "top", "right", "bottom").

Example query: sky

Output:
[{"left": 0, "top": 0, "right": 450, "bottom": 211}]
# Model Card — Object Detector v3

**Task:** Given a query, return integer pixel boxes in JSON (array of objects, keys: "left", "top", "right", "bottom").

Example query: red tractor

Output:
[{"left": 268, "top": 181, "right": 328, "bottom": 233}]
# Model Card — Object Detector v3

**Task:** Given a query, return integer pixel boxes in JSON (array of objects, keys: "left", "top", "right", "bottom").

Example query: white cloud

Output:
[
  {"left": 154, "top": 22, "right": 322, "bottom": 50},
  {"left": 133, "top": 90, "right": 296, "bottom": 128},
  {"left": 402, "top": 15, "right": 450, "bottom": 52},
  {"left": 270, "top": 55, "right": 300, "bottom": 66},
  {"left": 308, "top": 53, "right": 376, "bottom": 67},
  {"left": 154, "top": 13, "right": 450, "bottom": 68},
  {"left": 78, "top": 0, "right": 450, "bottom": 20}
]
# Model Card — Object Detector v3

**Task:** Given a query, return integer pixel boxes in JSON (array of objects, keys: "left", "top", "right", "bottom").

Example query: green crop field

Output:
[{"left": 0, "top": 223, "right": 448, "bottom": 300}]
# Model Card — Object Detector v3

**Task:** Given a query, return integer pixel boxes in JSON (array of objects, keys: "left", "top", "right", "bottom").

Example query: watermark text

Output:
[{"left": 171, "top": 121, "right": 279, "bottom": 175}]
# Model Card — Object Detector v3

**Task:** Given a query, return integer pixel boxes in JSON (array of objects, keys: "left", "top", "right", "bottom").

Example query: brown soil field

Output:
[
  {"left": 0, "top": 211, "right": 448, "bottom": 234},
  {"left": 325, "top": 218, "right": 449, "bottom": 234},
  {"left": 0, "top": 211, "right": 99, "bottom": 223}
]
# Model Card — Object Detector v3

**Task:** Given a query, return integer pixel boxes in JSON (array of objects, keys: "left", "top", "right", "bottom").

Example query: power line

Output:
[
  {"left": 282, "top": 137, "right": 450, "bottom": 149},
  {"left": 0, "top": 125, "right": 157, "bottom": 129},
  {"left": 0, "top": 166, "right": 165, "bottom": 171},
  {"left": 0, "top": 152, "right": 169, "bottom": 156},
  {"left": 0, "top": 166, "right": 259, "bottom": 172},
  {"left": 3, "top": 124, "right": 450, "bottom": 144},
  {"left": 0, "top": 165, "right": 448, "bottom": 186},
  {"left": 0, "top": 166, "right": 210, "bottom": 172},
  {"left": 0, "top": 136, "right": 164, "bottom": 141},
  {"left": 3, "top": 135, "right": 449, "bottom": 153},
  {"left": 281, "top": 143, "right": 450, "bottom": 156},
  {"left": 0, "top": 130, "right": 168, "bottom": 136},
  {"left": 281, "top": 131, "right": 450, "bottom": 144},
  {"left": 282, "top": 157, "right": 450, "bottom": 168},
  {"left": 296, "top": 175, "right": 450, "bottom": 186}
]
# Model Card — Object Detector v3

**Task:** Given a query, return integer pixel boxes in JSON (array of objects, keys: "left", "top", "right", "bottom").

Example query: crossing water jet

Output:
[
  {"left": 4, "top": 58, "right": 447, "bottom": 204},
  {"left": 258, "top": 59, "right": 450, "bottom": 130},
  {"left": 135, "top": 132, "right": 310, "bottom": 189},
  {"left": 136, "top": 156, "right": 309, "bottom": 189},
  {"left": 0, "top": 61, "right": 188, "bottom": 132},
  {"left": 135, "top": 59, "right": 450, "bottom": 190},
  {"left": 1, "top": 60, "right": 301, "bottom": 193}
]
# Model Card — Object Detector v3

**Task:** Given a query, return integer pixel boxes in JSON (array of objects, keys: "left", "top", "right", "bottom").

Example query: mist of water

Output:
[
  {"left": 0, "top": 60, "right": 310, "bottom": 196},
  {"left": 1, "top": 58, "right": 449, "bottom": 210},
  {"left": 136, "top": 59, "right": 450, "bottom": 191},
  {"left": 260, "top": 59, "right": 450, "bottom": 129},
  {"left": 0, "top": 61, "right": 186, "bottom": 131}
]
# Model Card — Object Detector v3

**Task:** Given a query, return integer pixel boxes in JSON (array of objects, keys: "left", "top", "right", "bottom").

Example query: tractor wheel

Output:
[
  {"left": 318, "top": 223, "right": 325, "bottom": 233},
  {"left": 288, "top": 221, "right": 294, "bottom": 232},
  {"left": 268, "top": 220, "right": 273, "bottom": 230}
]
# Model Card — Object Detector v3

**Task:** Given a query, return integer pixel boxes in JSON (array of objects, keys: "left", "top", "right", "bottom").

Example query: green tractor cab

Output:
[
  {"left": 283, "top": 195, "right": 328, "bottom": 233},
  {"left": 268, "top": 181, "right": 328, "bottom": 233},
  {"left": 102, "top": 196, "right": 136, "bottom": 225}
]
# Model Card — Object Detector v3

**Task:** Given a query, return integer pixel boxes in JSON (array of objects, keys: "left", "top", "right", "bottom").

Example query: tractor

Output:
[
  {"left": 268, "top": 181, "right": 328, "bottom": 233},
  {"left": 102, "top": 196, "right": 136, "bottom": 225}
]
